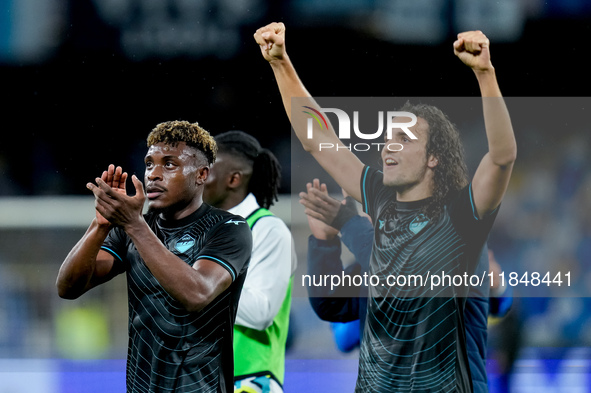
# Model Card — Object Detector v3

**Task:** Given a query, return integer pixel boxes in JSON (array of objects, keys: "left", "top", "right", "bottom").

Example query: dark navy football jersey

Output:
[
  {"left": 102, "top": 203, "right": 252, "bottom": 393},
  {"left": 358, "top": 166, "right": 497, "bottom": 393}
]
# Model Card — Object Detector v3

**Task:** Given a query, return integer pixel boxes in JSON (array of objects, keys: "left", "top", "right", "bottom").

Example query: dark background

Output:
[
  {"left": 2, "top": 0, "right": 590, "bottom": 196},
  {"left": 1, "top": 3, "right": 591, "bottom": 387}
]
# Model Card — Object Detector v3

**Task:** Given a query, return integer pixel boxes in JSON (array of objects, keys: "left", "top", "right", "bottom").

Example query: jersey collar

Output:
[{"left": 228, "top": 193, "right": 260, "bottom": 219}]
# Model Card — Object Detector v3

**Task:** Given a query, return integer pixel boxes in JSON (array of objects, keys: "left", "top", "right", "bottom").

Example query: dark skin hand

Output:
[
  {"left": 87, "top": 172, "right": 145, "bottom": 230},
  {"left": 56, "top": 165, "right": 128, "bottom": 299},
  {"left": 92, "top": 164, "right": 129, "bottom": 227},
  {"left": 85, "top": 166, "right": 231, "bottom": 313},
  {"left": 58, "top": 144, "right": 234, "bottom": 312}
]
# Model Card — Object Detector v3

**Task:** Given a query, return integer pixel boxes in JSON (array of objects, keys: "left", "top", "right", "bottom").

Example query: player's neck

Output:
[
  {"left": 159, "top": 197, "right": 203, "bottom": 221},
  {"left": 217, "top": 190, "right": 249, "bottom": 211},
  {"left": 396, "top": 181, "right": 433, "bottom": 202}
]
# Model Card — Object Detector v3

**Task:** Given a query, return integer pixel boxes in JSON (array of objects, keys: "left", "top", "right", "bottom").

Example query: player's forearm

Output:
[
  {"left": 269, "top": 56, "right": 340, "bottom": 153},
  {"left": 340, "top": 215, "right": 373, "bottom": 270},
  {"left": 307, "top": 236, "right": 361, "bottom": 320},
  {"left": 56, "top": 219, "right": 110, "bottom": 299},
  {"left": 124, "top": 219, "right": 214, "bottom": 313},
  {"left": 476, "top": 69, "right": 517, "bottom": 167},
  {"left": 269, "top": 55, "right": 307, "bottom": 121}
]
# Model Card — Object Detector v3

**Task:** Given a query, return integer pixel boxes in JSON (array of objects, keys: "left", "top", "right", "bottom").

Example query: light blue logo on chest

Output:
[
  {"left": 175, "top": 234, "right": 195, "bottom": 253},
  {"left": 409, "top": 215, "right": 428, "bottom": 234}
]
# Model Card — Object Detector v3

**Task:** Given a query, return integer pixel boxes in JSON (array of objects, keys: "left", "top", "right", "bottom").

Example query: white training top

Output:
[{"left": 229, "top": 193, "right": 297, "bottom": 330}]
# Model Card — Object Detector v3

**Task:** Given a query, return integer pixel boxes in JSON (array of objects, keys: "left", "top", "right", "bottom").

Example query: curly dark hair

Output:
[
  {"left": 215, "top": 131, "right": 281, "bottom": 209},
  {"left": 399, "top": 102, "right": 469, "bottom": 219},
  {"left": 147, "top": 120, "right": 217, "bottom": 165}
]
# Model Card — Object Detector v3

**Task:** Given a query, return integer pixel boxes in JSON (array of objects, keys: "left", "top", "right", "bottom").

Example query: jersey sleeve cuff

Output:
[
  {"left": 101, "top": 246, "right": 124, "bottom": 262},
  {"left": 198, "top": 255, "right": 237, "bottom": 282},
  {"left": 361, "top": 165, "right": 371, "bottom": 214},
  {"left": 468, "top": 183, "right": 500, "bottom": 221}
]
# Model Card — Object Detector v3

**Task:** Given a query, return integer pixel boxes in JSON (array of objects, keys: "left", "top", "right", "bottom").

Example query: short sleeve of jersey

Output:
[
  {"left": 101, "top": 226, "right": 129, "bottom": 274},
  {"left": 449, "top": 183, "right": 500, "bottom": 272},
  {"left": 449, "top": 183, "right": 499, "bottom": 241},
  {"left": 196, "top": 215, "right": 252, "bottom": 282},
  {"left": 360, "top": 165, "right": 392, "bottom": 220}
]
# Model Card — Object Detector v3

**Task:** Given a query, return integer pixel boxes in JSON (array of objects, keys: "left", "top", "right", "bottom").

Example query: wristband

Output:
[{"left": 330, "top": 196, "right": 358, "bottom": 230}]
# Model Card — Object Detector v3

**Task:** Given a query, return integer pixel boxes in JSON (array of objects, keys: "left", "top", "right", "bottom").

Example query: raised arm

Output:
[
  {"left": 56, "top": 165, "right": 127, "bottom": 299},
  {"left": 254, "top": 22, "right": 364, "bottom": 201},
  {"left": 454, "top": 31, "right": 517, "bottom": 218}
]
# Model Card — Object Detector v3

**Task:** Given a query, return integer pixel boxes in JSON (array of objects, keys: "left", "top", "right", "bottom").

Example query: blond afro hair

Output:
[{"left": 147, "top": 120, "right": 217, "bottom": 165}]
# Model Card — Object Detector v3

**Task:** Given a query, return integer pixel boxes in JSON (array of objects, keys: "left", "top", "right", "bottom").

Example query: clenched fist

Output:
[
  {"left": 254, "top": 22, "right": 287, "bottom": 63},
  {"left": 453, "top": 30, "right": 493, "bottom": 73}
]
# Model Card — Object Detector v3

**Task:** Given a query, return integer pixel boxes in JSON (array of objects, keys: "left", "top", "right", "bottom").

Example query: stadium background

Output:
[{"left": 0, "top": 0, "right": 590, "bottom": 391}]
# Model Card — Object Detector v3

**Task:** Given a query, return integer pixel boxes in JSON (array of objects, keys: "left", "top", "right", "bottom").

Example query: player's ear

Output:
[
  {"left": 228, "top": 171, "right": 243, "bottom": 189},
  {"left": 427, "top": 154, "right": 439, "bottom": 169},
  {"left": 196, "top": 166, "right": 209, "bottom": 185}
]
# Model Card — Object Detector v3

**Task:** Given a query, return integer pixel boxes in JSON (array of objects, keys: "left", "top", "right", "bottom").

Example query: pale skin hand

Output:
[
  {"left": 299, "top": 179, "right": 340, "bottom": 241},
  {"left": 254, "top": 22, "right": 287, "bottom": 64},
  {"left": 453, "top": 31, "right": 493, "bottom": 74}
]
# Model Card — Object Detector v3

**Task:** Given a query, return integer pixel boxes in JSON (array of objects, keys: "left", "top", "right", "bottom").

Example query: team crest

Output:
[
  {"left": 175, "top": 234, "right": 195, "bottom": 253},
  {"left": 409, "top": 215, "right": 428, "bottom": 234}
]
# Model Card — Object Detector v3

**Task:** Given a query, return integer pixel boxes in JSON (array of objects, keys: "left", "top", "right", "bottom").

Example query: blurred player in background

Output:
[
  {"left": 57, "top": 120, "right": 252, "bottom": 393},
  {"left": 204, "top": 130, "right": 296, "bottom": 393}
]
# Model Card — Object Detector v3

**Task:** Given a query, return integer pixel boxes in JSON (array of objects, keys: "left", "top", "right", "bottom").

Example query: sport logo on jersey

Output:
[
  {"left": 409, "top": 214, "right": 429, "bottom": 234},
  {"left": 175, "top": 234, "right": 195, "bottom": 253},
  {"left": 225, "top": 219, "right": 246, "bottom": 225}
]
